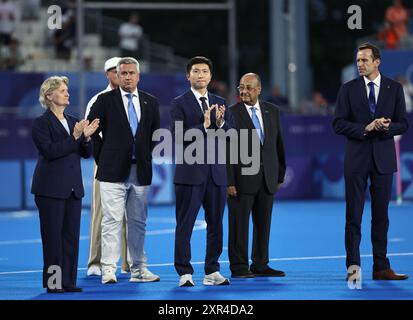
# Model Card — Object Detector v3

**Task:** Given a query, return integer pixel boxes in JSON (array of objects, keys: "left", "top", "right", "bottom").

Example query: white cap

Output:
[{"left": 104, "top": 57, "right": 121, "bottom": 72}]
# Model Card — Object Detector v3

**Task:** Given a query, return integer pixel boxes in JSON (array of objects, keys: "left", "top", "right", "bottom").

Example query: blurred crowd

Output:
[
  {"left": 0, "top": 0, "right": 146, "bottom": 69},
  {"left": 378, "top": 0, "right": 413, "bottom": 49},
  {"left": 0, "top": 0, "right": 413, "bottom": 115},
  {"left": 203, "top": 77, "right": 413, "bottom": 116},
  {"left": 0, "top": 0, "right": 40, "bottom": 70}
]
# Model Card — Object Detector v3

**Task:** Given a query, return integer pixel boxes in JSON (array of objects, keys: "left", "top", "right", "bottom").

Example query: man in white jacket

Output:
[{"left": 84, "top": 57, "right": 131, "bottom": 276}]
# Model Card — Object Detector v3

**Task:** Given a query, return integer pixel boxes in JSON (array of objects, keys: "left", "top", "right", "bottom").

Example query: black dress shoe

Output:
[
  {"left": 250, "top": 267, "right": 285, "bottom": 277},
  {"left": 231, "top": 270, "right": 255, "bottom": 278},
  {"left": 46, "top": 288, "right": 65, "bottom": 294},
  {"left": 63, "top": 287, "right": 83, "bottom": 292}
]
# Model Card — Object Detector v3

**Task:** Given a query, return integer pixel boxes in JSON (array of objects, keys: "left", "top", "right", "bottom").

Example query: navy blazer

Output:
[
  {"left": 333, "top": 75, "right": 409, "bottom": 174},
  {"left": 171, "top": 90, "right": 233, "bottom": 186},
  {"left": 31, "top": 109, "right": 92, "bottom": 199},
  {"left": 87, "top": 88, "right": 160, "bottom": 184}
]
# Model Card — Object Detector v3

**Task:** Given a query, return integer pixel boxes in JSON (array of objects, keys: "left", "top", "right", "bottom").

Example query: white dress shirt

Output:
[
  {"left": 363, "top": 74, "right": 381, "bottom": 103},
  {"left": 120, "top": 87, "right": 141, "bottom": 123},
  {"left": 60, "top": 118, "right": 70, "bottom": 135},
  {"left": 244, "top": 101, "right": 264, "bottom": 131}
]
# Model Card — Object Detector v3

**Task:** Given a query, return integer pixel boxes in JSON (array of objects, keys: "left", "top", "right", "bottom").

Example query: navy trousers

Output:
[
  {"left": 344, "top": 155, "right": 392, "bottom": 272},
  {"left": 174, "top": 168, "right": 226, "bottom": 276},
  {"left": 35, "top": 193, "right": 81, "bottom": 288}
]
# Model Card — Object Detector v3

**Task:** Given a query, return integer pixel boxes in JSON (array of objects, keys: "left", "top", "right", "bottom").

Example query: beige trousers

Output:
[{"left": 87, "top": 164, "right": 130, "bottom": 270}]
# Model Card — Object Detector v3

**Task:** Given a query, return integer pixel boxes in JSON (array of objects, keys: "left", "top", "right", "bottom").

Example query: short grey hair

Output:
[
  {"left": 39, "top": 76, "right": 69, "bottom": 109},
  {"left": 116, "top": 57, "right": 140, "bottom": 74}
]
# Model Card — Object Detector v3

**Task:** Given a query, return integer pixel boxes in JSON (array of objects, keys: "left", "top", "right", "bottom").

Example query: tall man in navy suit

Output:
[
  {"left": 333, "top": 43, "right": 409, "bottom": 281},
  {"left": 171, "top": 56, "right": 232, "bottom": 287}
]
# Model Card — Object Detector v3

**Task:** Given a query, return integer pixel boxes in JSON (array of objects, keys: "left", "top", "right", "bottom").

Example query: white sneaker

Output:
[
  {"left": 130, "top": 268, "right": 160, "bottom": 282},
  {"left": 121, "top": 268, "right": 130, "bottom": 274},
  {"left": 179, "top": 274, "right": 194, "bottom": 287},
  {"left": 102, "top": 269, "right": 117, "bottom": 284},
  {"left": 203, "top": 271, "right": 230, "bottom": 286},
  {"left": 87, "top": 265, "right": 101, "bottom": 276}
]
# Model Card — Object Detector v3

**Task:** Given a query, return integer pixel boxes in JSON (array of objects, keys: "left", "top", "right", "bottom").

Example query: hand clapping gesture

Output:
[
  {"left": 203, "top": 104, "right": 216, "bottom": 129},
  {"left": 215, "top": 104, "right": 225, "bottom": 127},
  {"left": 73, "top": 119, "right": 100, "bottom": 141}
]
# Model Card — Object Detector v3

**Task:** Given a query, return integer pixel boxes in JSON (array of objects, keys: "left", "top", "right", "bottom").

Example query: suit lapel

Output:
[
  {"left": 237, "top": 103, "right": 255, "bottom": 129},
  {"left": 259, "top": 101, "right": 272, "bottom": 146},
  {"left": 46, "top": 109, "right": 70, "bottom": 137},
  {"left": 375, "top": 75, "right": 391, "bottom": 117},
  {"left": 208, "top": 93, "right": 218, "bottom": 124},
  {"left": 138, "top": 90, "right": 148, "bottom": 137},
  {"left": 189, "top": 90, "right": 204, "bottom": 117},
  {"left": 356, "top": 77, "right": 373, "bottom": 118},
  {"left": 185, "top": 90, "right": 205, "bottom": 123}
]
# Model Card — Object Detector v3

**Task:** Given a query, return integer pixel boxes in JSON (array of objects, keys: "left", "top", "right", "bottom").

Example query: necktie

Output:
[
  {"left": 368, "top": 82, "right": 376, "bottom": 116},
  {"left": 127, "top": 93, "right": 138, "bottom": 136},
  {"left": 251, "top": 107, "right": 264, "bottom": 144},
  {"left": 199, "top": 97, "right": 208, "bottom": 113}
]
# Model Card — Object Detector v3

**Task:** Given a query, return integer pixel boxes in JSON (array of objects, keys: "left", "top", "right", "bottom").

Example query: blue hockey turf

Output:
[{"left": 0, "top": 201, "right": 412, "bottom": 300}]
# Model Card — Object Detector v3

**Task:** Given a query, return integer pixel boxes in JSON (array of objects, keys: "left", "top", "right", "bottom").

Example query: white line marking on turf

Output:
[
  {"left": 0, "top": 219, "right": 207, "bottom": 245},
  {"left": 0, "top": 252, "right": 412, "bottom": 276}
]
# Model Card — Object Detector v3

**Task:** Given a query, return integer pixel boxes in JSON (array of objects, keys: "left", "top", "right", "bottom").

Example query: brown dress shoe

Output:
[{"left": 372, "top": 268, "right": 409, "bottom": 280}]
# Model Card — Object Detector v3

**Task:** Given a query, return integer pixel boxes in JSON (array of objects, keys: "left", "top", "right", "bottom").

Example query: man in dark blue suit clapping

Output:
[{"left": 171, "top": 56, "right": 233, "bottom": 287}]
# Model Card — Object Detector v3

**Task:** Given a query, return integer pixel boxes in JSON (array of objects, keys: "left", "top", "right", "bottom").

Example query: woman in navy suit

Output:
[{"left": 31, "top": 76, "right": 99, "bottom": 293}]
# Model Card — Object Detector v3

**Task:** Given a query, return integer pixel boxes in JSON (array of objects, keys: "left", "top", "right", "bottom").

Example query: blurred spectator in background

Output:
[
  {"left": 378, "top": 22, "right": 399, "bottom": 49},
  {"left": 0, "top": 0, "right": 17, "bottom": 45},
  {"left": 19, "top": 0, "right": 40, "bottom": 21},
  {"left": 299, "top": 91, "right": 331, "bottom": 115},
  {"left": 267, "top": 84, "right": 290, "bottom": 113},
  {"left": 0, "top": 37, "right": 22, "bottom": 70},
  {"left": 119, "top": 13, "right": 144, "bottom": 60},
  {"left": 395, "top": 75, "right": 413, "bottom": 113},
  {"left": 209, "top": 79, "right": 230, "bottom": 102},
  {"left": 385, "top": 0, "right": 409, "bottom": 41},
  {"left": 52, "top": 1, "right": 76, "bottom": 60}
]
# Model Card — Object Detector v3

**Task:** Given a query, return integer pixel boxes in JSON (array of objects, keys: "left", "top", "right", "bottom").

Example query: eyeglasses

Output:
[{"left": 237, "top": 85, "right": 257, "bottom": 92}]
